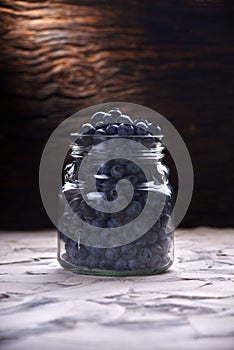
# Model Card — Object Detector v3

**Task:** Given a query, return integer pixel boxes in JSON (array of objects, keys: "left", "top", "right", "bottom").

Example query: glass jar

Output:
[{"left": 57, "top": 132, "right": 174, "bottom": 276}]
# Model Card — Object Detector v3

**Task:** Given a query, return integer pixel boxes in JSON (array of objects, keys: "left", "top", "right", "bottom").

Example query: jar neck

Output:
[{"left": 70, "top": 135, "right": 165, "bottom": 163}]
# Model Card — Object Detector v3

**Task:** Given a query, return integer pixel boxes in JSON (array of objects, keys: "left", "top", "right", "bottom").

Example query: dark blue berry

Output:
[
  {"left": 79, "top": 200, "right": 95, "bottom": 219},
  {"left": 141, "top": 136, "right": 155, "bottom": 148},
  {"left": 85, "top": 127, "right": 96, "bottom": 135},
  {"left": 135, "top": 121, "right": 148, "bottom": 132},
  {"left": 100, "top": 178, "right": 116, "bottom": 191},
  {"left": 86, "top": 255, "right": 98, "bottom": 269},
  {"left": 75, "top": 135, "right": 93, "bottom": 147},
  {"left": 98, "top": 162, "right": 112, "bottom": 175},
  {"left": 160, "top": 214, "right": 170, "bottom": 228},
  {"left": 90, "top": 112, "right": 105, "bottom": 126},
  {"left": 148, "top": 255, "right": 162, "bottom": 269},
  {"left": 128, "top": 258, "right": 139, "bottom": 270},
  {"left": 117, "top": 115, "right": 133, "bottom": 125},
  {"left": 118, "top": 123, "right": 134, "bottom": 136},
  {"left": 106, "top": 124, "right": 118, "bottom": 135},
  {"left": 134, "top": 236, "right": 146, "bottom": 248},
  {"left": 105, "top": 248, "right": 119, "bottom": 261},
  {"left": 114, "top": 258, "right": 127, "bottom": 270},
  {"left": 121, "top": 244, "right": 137, "bottom": 259},
  {"left": 145, "top": 228, "right": 158, "bottom": 244},
  {"left": 108, "top": 108, "right": 122, "bottom": 117},
  {"left": 94, "top": 210, "right": 109, "bottom": 221},
  {"left": 126, "top": 162, "right": 139, "bottom": 174},
  {"left": 79, "top": 123, "right": 95, "bottom": 135},
  {"left": 137, "top": 248, "right": 152, "bottom": 265},
  {"left": 65, "top": 240, "right": 77, "bottom": 258},
  {"left": 149, "top": 122, "right": 161, "bottom": 136},
  {"left": 106, "top": 218, "right": 119, "bottom": 228},
  {"left": 95, "top": 128, "right": 106, "bottom": 135},
  {"left": 99, "top": 260, "right": 111, "bottom": 269},
  {"left": 126, "top": 201, "right": 142, "bottom": 217},
  {"left": 86, "top": 246, "right": 103, "bottom": 259},
  {"left": 110, "top": 164, "right": 126, "bottom": 178},
  {"left": 151, "top": 244, "right": 164, "bottom": 256}
]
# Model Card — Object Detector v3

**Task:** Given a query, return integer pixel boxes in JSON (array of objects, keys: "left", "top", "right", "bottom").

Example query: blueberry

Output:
[
  {"left": 76, "top": 245, "right": 88, "bottom": 260},
  {"left": 134, "top": 236, "right": 146, "bottom": 248},
  {"left": 78, "top": 123, "right": 95, "bottom": 135},
  {"left": 160, "top": 214, "right": 170, "bottom": 228},
  {"left": 148, "top": 254, "right": 162, "bottom": 269},
  {"left": 99, "top": 260, "right": 112, "bottom": 269},
  {"left": 135, "top": 122, "right": 148, "bottom": 135},
  {"left": 126, "top": 162, "right": 139, "bottom": 174},
  {"left": 108, "top": 108, "right": 122, "bottom": 117},
  {"left": 65, "top": 240, "right": 78, "bottom": 258},
  {"left": 137, "top": 248, "right": 152, "bottom": 265},
  {"left": 126, "top": 201, "right": 142, "bottom": 217},
  {"left": 95, "top": 128, "right": 106, "bottom": 135},
  {"left": 137, "top": 171, "right": 147, "bottom": 184},
  {"left": 97, "top": 162, "right": 112, "bottom": 176},
  {"left": 128, "top": 258, "right": 139, "bottom": 270},
  {"left": 160, "top": 237, "right": 172, "bottom": 254},
  {"left": 86, "top": 255, "right": 98, "bottom": 269},
  {"left": 141, "top": 136, "right": 155, "bottom": 148},
  {"left": 95, "top": 121, "right": 105, "bottom": 128},
  {"left": 85, "top": 127, "right": 96, "bottom": 135},
  {"left": 133, "top": 191, "right": 147, "bottom": 205},
  {"left": 93, "top": 128, "right": 107, "bottom": 144},
  {"left": 105, "top": 247, "right": 119, "bottom": 261},
  {"left": 103, "top": 190, "right": 117, "bottom": 202},
  {"left": 90, "top": 112, "right": 105, "bottom": 126},
  {"left": 117, "top": 115, "right": 133, "bottom": 125},
  {"left": 79, "top": 200, "right": 95, "bottom": 219},
  {"left": 160, "top": 256, "right": 170, "bottom": 267},
  {"left": 94, "top": 210, "right": 109, "bottom": 221},
  {"left": 86, "top": 246, "right": 103, "bottom": 259},
  {"left": 111, "top": 212, "right": 126, "bottom": 226},
  {"left": 145, "top": 228, "right": 158, "bottom": 244},
  {"left": 110, "top": 164, "right": 126, "bottom": 178},
  {"left": 106, "top": 124, "right": 118, "bottom": 135},
  {"left": 103, "top": 113, "right": 115, "bottom": 124},
  {"left": 118, "top": 123, "right": 134, "bottom": 136},
  {"left": 114, "top": 258, "right": 127, "bottom": 270},
  {"left": 148, "top": 122, "right": 161, "bottom": 136},
  {"left": 106, "top": 218, "right": 119, "bottom": 228},
  {"left": 134, "top": 118, "right": 149, "bottom": 125},
  {"left": 75, "top": 135, "right": 93, "bottom": 147},
  {"left": 99, "top": 178, "right": 116, "bottom": 191},
  {"left": 121, "top": 244, "right": 137, "bottom": 259},
  {"left": 151, "top": 244, "right": 164, "bottom": 256},
  {"left": 157, "top": 228, "right": 167, "bottom": 241}
]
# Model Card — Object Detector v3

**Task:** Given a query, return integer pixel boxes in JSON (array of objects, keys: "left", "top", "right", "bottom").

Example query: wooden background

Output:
[{"left": 0, "top": 0, "right": 233, "bottom": 230}]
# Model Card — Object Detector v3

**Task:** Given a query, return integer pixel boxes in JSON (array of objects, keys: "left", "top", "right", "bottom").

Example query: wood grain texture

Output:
[
  {"left": 0, "top": 228, "right": 234, "bottom": 350},
  {"left": 0, "top": 0, "right": 234, "bottom": 229}
]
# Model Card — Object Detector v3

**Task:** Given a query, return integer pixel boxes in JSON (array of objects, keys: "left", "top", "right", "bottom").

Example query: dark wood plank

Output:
[{"left": 0, "top": 0, "right": 233, "bottom": 229}]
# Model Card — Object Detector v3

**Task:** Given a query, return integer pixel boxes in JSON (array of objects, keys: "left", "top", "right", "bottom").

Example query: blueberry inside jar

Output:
[{"left": 57, "top": 108, "right": 174, "bottom": 276}]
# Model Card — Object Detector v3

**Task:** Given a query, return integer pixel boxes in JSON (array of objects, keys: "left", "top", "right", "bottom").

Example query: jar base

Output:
[{"left": 57, "top": 255, "right": 173, "bottom": 277}]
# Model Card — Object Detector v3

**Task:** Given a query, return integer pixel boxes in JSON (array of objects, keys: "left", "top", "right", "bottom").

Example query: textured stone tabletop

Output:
[{"left": 0, "top": 228, "right": 233, "bottom": 350}]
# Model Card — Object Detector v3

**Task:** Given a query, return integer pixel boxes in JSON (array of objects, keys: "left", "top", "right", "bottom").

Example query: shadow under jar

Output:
[{"left": 58, "top": 132, "right": 174, "bottom": 276}]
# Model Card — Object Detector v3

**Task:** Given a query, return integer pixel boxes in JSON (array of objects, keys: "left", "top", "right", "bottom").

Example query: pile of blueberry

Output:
[
  {"left": 59, "top": 108, "right": 174, "bottom": 274},
  {"left": 73, "top": 108, "right": 162, "bottom": 149}
]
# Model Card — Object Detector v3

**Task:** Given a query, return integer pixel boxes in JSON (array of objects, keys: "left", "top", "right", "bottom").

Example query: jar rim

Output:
[{"left": 71, "top": 132, "right": 164, "bottom": 139}]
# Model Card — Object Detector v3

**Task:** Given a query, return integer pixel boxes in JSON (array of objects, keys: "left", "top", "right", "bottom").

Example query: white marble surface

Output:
[{"left": 0, "top": 227, "right": 234, "bottom": 350}]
